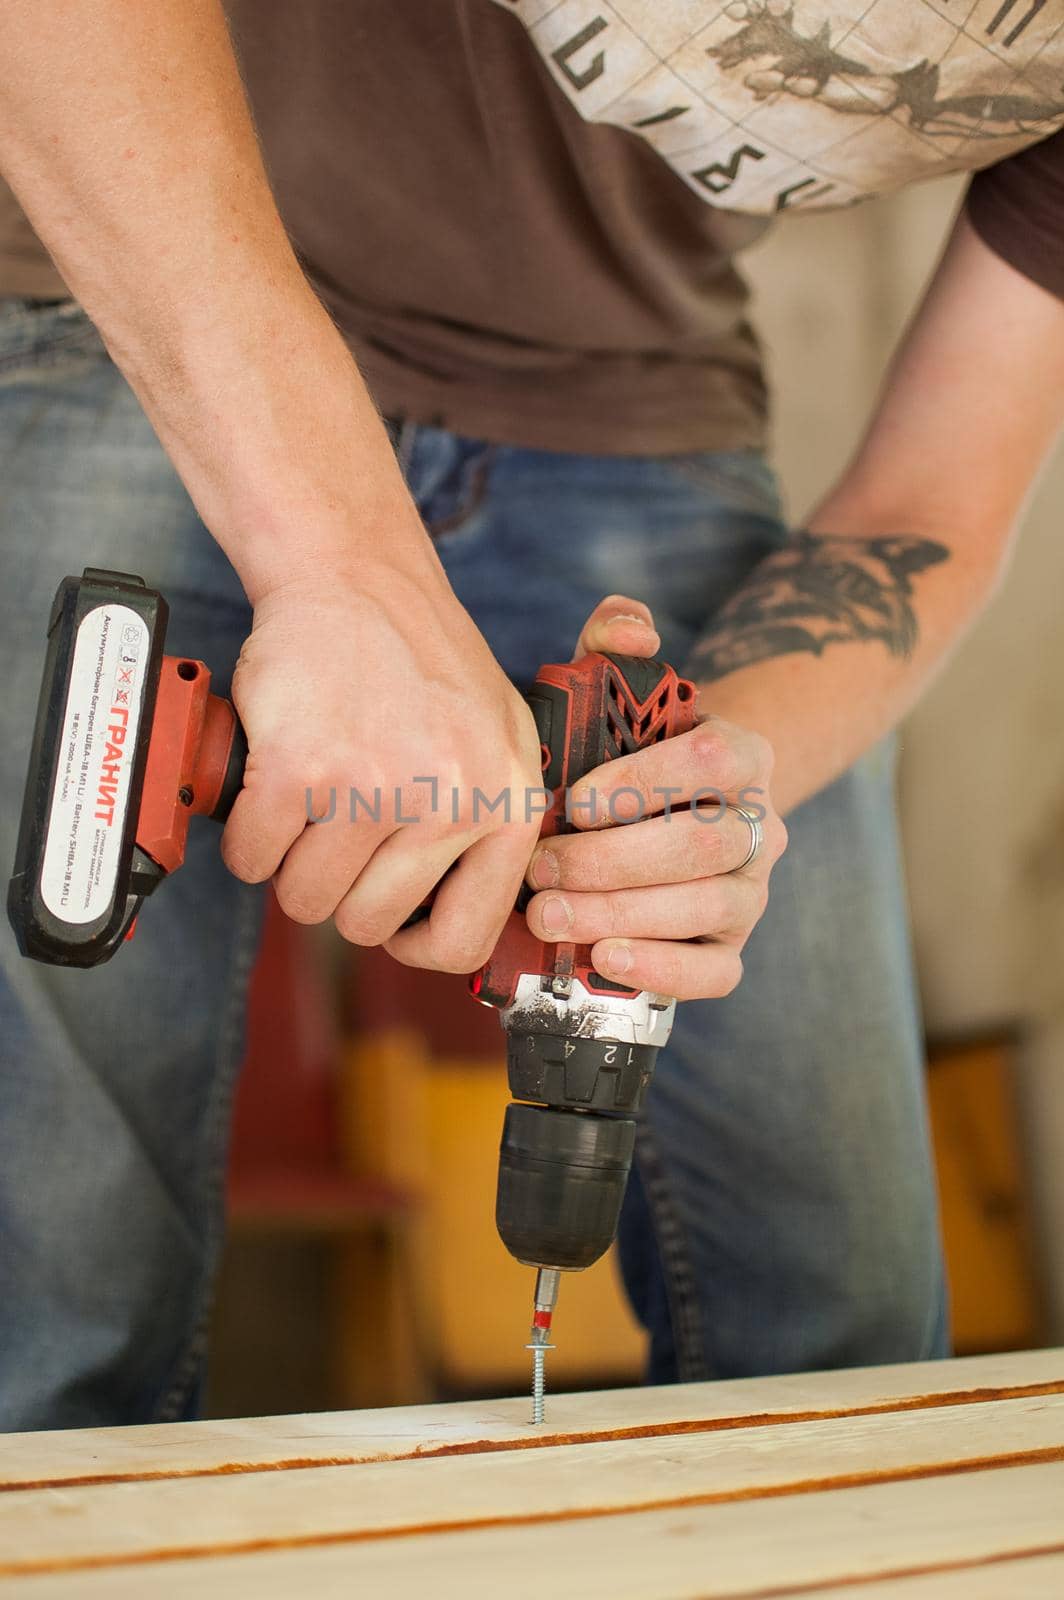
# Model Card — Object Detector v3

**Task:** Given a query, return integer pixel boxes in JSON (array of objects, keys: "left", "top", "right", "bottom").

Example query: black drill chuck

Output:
[{"left": 496, "top": 1101, "right": 637, "bottom": 1271}]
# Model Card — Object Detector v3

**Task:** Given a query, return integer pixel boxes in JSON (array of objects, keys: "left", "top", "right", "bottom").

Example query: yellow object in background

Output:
[
  {"left": 343, "top": 1028, "right": 645, "bottom": 1392},
  {"left": 928, "top": 1036, "right": 1043, "bottom": 1354}
]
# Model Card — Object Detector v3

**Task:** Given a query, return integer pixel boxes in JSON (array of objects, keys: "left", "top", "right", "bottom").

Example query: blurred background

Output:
[{"left": 206, "top": 174, "right": 1064, "bottom": 1417}]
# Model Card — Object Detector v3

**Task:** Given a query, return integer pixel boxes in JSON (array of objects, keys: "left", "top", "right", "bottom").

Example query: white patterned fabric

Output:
[{"left": 491, "top": 0, "right": 1064, "bottom": 212}]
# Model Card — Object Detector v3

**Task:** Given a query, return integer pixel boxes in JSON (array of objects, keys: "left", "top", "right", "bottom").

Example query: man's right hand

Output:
[{"left": 221, "top": 549, "right": 543, "bottom": 974}]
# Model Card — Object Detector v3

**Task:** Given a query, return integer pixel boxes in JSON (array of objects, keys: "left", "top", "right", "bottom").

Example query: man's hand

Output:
[
  {"left": 522, "top": 597, "right": 787, "bottom": 1001},
  {"left": 223, "top": 549, "right": 542, "bottom": 975}
]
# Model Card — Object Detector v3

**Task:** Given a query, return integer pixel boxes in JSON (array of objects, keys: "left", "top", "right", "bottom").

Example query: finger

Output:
[
  {"left": 527, "top": 805, "right": 774, "bottom": 894},
  {"left": 333, "top": 827, "right": 472, "bottom": 948},
  {"left": 273, "top": 809, "right": 390, "bottom": 924},
  {"left": 526, "top": 873, "right": 766, "bottom": 946},
  {"left": 221, "top": 754, "right": 320, "bottom": 883},
  {"left": 572, "top": 594, "right": 659, "bottom": 662},
  {"left": 591, "top": 937, "right": 745, "bottom": 1002},
  {"left": 387, "top": 822, "right": 538, "bottom": 973},
  {"left": 565, "top": 718, "right": 774, "bottom": 830}
]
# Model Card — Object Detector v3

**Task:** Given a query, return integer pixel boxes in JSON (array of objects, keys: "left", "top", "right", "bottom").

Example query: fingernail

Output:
[
  {"left": 530, "top": 848, "right": 559, "bottom": 888},
  {"left": 605, "top": 612, "right": 651, "bottom": 627},
  {"left": 540, "top": 895, "right": 573, "bottom": 936},
  {"left": 604, "top": 942, "right": 633, "bottom": 977}
]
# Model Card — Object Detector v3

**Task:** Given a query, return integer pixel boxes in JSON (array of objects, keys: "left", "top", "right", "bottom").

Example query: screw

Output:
[
  {"left": 525, "top": 1335, "right": 553, "bottom": 1426},
  {"left": 530, "top": 1344, "right": 547, "bottom": 1425}
]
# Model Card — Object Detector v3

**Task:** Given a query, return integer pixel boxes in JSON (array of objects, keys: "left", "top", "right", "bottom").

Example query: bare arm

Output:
[
  {"left": 518, "top": 212, "right": 1064, "bottom": 1000},
  {"left": 0, "top": 0, "right": 410, "bottom": 596},
  {"left": 0, "top": 0, "right": 543, "bottom": 969},
  {"left": 690, "top": 213, "right": 1064, "bottom": 814}
]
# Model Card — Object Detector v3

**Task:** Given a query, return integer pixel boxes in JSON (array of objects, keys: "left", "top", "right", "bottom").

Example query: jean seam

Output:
[
  {"left": 152, "top": 883, "right": 264, "bottom": 1422},
  {"left": 635, "top": 1122, "right": 711, "bottom": 1383}
]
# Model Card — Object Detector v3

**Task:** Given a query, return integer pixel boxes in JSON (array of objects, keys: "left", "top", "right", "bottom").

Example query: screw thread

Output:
[{"left": 531, "top": 1346, "right": 546, "bottom": 1425}]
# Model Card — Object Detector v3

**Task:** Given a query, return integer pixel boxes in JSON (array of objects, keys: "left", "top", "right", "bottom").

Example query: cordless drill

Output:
[{"left": 9, "top": 568, "right": 696, "bottom": 1413}]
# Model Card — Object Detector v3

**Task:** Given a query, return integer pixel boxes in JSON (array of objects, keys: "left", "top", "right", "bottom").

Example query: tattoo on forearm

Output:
[{"left": 690, "top": 530, "right": 950, "bottom": 682}]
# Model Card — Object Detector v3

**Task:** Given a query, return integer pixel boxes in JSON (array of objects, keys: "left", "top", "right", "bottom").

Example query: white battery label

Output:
[{"left": 40, "top": 603, "right": 150, "bottom": 925}]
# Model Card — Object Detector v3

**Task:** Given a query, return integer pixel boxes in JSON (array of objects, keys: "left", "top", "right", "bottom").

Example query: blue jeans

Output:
[{"left": 0, "top": 300, "right": 947, "bottom": 1429}]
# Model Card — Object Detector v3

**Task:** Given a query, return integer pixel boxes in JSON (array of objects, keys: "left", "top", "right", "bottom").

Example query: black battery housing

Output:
[{"left": 7, "top": 569, "right": 168, "bottom": 967}]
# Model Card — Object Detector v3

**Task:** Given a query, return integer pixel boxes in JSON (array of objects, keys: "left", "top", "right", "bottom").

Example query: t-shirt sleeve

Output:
[{"left": 964, "top": 129, "right": 1064, "bottom": 300}]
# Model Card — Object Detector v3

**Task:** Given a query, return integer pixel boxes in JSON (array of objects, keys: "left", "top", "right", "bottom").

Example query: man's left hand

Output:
[{"left": 523, "top": 596, "right": 787, "bottom": 1000}]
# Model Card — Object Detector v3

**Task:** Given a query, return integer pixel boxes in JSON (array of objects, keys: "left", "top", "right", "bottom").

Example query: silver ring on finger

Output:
[{"left": 729, "top": 804, "right": 764, "bottom": 873}]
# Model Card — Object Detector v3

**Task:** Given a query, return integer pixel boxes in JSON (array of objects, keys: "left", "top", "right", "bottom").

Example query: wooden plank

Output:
[
  {"left": 809, "top": 1551, "right": 1064, "bottom": 1596},
  {"left": 0, "top": 1394, "right": 1061, "bottom": 1580},
  {"left": 3, "top": 1348, "right": 1061, "bottom": 1492},
  {"left": 3, "top": 1462, "right": 1062, "bottom": 1599}
]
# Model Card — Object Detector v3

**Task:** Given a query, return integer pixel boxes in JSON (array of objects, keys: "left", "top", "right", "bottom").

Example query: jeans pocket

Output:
[
  {"left": 0, "top": 296, "right": 101, "bottom": 377},
  {"left": 417, "top": 437, "right": 498, "bottom": 551}
]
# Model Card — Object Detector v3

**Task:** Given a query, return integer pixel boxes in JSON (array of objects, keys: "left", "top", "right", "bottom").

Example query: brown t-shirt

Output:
[{"left": 1, "top": 0, "right": 1062, "bottom": 454}]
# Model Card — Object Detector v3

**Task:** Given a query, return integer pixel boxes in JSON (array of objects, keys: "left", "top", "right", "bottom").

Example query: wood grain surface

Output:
[{"left": 1, "top": 1349, "right": 1061, "bottom": 1598}]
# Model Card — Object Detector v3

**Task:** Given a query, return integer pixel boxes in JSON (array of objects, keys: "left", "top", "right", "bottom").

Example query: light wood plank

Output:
[
  {"left": 0, "top": 1395, "right": 1060, "bottom": 1578},
  {"left": 2, "top": 1462, "right": 1062, "bottom": 1599},
  {"left": 806, "top": 1551, "right": 1064, "bottom": 1597},
  {"left": 2, "top": 1348, "right": 1061, "bottom": 1491}
]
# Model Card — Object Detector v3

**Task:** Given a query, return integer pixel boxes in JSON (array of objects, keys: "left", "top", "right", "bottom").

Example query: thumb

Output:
[{"left": 572, "top": 593, "right": 660, "bottom": 662}]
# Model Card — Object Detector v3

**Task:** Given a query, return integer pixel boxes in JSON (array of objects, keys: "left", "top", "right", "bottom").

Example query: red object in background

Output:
[
  {"left": 229, "top": 888, "right": 337, "bottom": 1176},
  {"left": 346, "top": 947, "right": 503, "bottom": 1061},
  {"left": 227, "top": 891, "right": 406, "bottom": 1225}
]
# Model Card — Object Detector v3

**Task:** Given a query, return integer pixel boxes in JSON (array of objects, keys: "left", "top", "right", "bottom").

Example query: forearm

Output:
[
  {"left": 693, "top": 212, "right": 1064, "bottom": 815},
  {"left": 688, "top": 513, "right": 985, "bottom": 815},
  {"left": 0, "top": 0, "right": 423, "bottom": 601}
]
